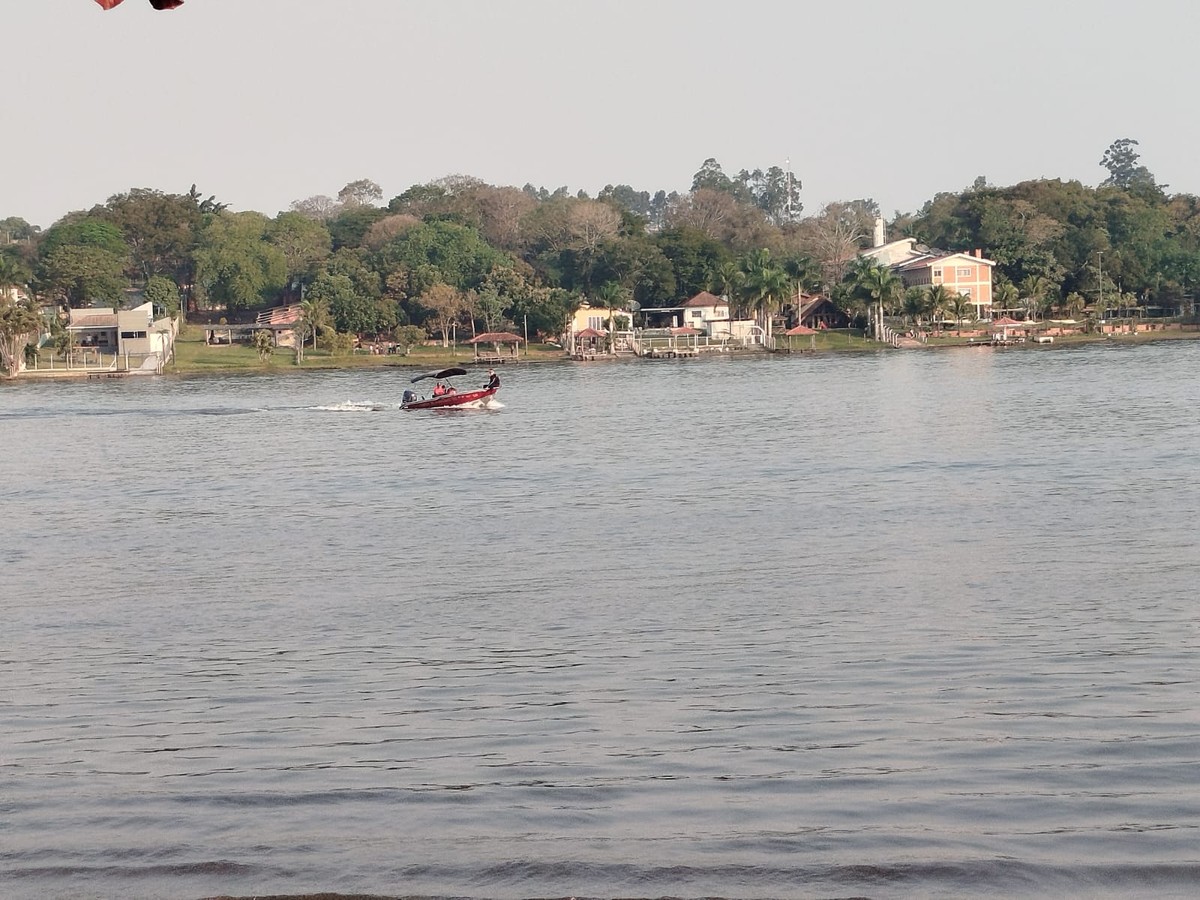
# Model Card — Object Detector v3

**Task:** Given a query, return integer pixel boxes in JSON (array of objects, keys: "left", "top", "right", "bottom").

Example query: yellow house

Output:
[{"left": 567, "top": 301, "right": 632, "bottom": 336}]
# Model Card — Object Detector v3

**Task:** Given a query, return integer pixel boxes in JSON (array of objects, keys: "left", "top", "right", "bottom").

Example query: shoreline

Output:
[{"left": 9, "top": 327, "right": 1200, "bottom": 382}]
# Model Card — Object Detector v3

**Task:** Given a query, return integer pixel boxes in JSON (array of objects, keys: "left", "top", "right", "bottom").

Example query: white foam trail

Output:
[{"left": 310, "top": 401, "right": 385, "bottom": 412}]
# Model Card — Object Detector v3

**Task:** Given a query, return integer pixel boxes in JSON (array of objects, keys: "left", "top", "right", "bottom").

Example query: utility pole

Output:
[
  {"left": 1098, "top": 250, "right": 1104, "bottom": 321},
  {"left": 785, "top": 157, "right": 792, "bottom": 222}
]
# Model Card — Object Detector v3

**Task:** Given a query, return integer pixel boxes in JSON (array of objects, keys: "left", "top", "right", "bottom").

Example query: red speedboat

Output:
[{"left": 401, "top": 367, "right": 499, "bottom": 410}]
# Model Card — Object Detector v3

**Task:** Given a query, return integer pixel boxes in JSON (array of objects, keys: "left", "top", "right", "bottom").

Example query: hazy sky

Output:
[{"left": 7, "top": 0, "right": 1197, "bottom": 228}]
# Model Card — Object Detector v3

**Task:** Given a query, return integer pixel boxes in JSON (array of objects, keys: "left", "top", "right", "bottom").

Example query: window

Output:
[
  {"left": 120, "top": 330, "right": 147, "bottom": 339},
  {"left": 957, "top": 266, "right": 973, "bottom": 278},
  {"left": 587, "top": 316, "right": 604, "bottom": 330},
  {"left": 959, "top": 288, "right": 972, "bottom": 299},
  {"left": 690, "top": 309, "right": 703, "bottom": 318},
  {"left": 932, "top": 268, "right": 942, "bottom": 278}
]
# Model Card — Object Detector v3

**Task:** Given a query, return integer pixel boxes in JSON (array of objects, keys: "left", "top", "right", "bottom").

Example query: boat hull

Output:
[{"left": 401, "top": 387, "right": 497, "bottom": 410}]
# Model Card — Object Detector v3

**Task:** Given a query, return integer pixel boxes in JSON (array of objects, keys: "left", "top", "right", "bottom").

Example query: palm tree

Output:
[
  {"left": 901, "top": 287, "right": 929, "bottom": 330},
  {"left": 1064, "top": 291, "right": 1086, "bottom": 319},
  {"left": 782, "top": 256, "right": 819, "bottom": 325},
  {"left": 299, "top": 297, "right": 331, "bottom": 352},
  {"left": 740, "top": 249, "right": 790, "bottom": 343},
  {"left": 709, "top": 261, "right": 745, "bottom": 314},
  {"left": 1018, "top": 275, "right": 1048, "bottom": 322},
  {"left": 593, "top": 281, "right": 628, "bottom": 353},
  {"left": 849, "top": 260, "right": 902, "bottom": 340},
  {"left": 993, "top": 280, "right": 1019, "bottom": 318},
  {"left": 926, "top": 284, "right": 954, "bottom": 333},
  {"left": 948, "top": 292, "right": 973, "bottom": 335}
]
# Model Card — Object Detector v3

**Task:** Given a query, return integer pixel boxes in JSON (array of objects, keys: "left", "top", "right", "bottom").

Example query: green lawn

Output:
[{"left": 171, "top": 326, "right": 560, "bottom": 374}]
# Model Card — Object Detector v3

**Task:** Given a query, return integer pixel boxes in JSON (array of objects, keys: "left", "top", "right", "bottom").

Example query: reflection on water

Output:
[{"left": 2, "top": 343, "right": 1199, "bottom": 899}]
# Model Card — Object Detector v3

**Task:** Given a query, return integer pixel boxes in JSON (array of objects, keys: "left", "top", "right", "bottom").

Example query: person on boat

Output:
[
  {"left": 432, "top": 382, "right": 446, "bottom": 396},
  {"left": 485, "top": 369, "right": 500, "bottom": 390}
]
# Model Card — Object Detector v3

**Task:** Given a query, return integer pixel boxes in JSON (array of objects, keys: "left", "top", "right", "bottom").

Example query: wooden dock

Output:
[{"left": 644, "top": 346, "right": 698, "bottom": 359}]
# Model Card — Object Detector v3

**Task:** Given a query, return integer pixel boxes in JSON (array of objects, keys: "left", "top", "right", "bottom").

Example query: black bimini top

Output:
[{"left": 410, "top": 367, "right": 469, "bottom": 383}]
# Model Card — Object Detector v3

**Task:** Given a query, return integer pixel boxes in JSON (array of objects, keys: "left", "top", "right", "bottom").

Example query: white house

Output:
[{"left": 68, "top": 301, "right": 177, "bottom": 364}]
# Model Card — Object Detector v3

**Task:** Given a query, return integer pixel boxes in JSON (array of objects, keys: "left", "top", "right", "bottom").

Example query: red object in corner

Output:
[{"left": 95, "top": 0, "right": 184, "bottom": 9}]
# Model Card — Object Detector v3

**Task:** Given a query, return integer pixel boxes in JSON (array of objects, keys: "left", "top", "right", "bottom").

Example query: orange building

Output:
[
  {"left": 896, "top": 249, "right": 995, "bottom": 320},
  {"left": 861, "top": 232, "right": 996, "bottom": 321}
]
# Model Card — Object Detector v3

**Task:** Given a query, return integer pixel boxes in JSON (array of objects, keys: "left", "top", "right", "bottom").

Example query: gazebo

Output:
[
  {"left": 989, "top": 316, "right": 1028, "bottom": 344},
  {"left": 785, "top": 323, "right": 817, "bottom": 351},
  {"left": 468, "top": 331, "right": 523, "bottom": 363},
  {"left": 573, "top": 326, "right": 605, "bottom": 358}
]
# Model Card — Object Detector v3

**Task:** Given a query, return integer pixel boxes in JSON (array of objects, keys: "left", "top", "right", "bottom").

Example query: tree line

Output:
[{"left": 2, "top": 140, "right": 1197, "bottom": 373}]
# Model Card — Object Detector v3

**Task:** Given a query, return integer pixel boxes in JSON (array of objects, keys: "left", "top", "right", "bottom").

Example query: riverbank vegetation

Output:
[{"left": 3, "top": 137, "right": 1198, "bottom": 375}]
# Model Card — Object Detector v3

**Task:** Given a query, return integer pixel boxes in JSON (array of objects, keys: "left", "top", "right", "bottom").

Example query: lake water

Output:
[{"left": 2, "top": 341, "right": 1199, "bottom": 899}]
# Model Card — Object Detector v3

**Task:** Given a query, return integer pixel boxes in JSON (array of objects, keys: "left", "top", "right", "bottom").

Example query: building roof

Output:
[
  {"left": 469, "top": 331, "right": 523, "bottom": 344},
  {"left": 255, "top": 304, "right": 302, "bottom": 325},
  {"left": 897, "top": 251, "right": 996, "bottom": 271},
  {"left": 68, "top": 314, "right": 118, "bottom": 329},
  {"left": 576, "top": 327, "right": 605, "bottom": 338},
  {"left": 799, "top": 295, "right": 838, "bottom": 315},
  {"left": 682, "top": 291, "right": 726, "bottom": 308}
]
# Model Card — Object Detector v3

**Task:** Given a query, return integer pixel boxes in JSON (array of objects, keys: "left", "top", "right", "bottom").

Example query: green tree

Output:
[
  {"left": 298, "top": 296, "right": 331, "bottom": 353},
  {"left": 1100, "top": 138, "right": 1163, "bottom": 197},
  {"left": 847, "top": 259, "right": 902, "bottom": 340},
  {"left": 740, "top": 248, "right": 791, "bottom": 340},
  {"left": 993, "top": 279, "right": 1019, "bottom": 314},
  {"left": 735, "top": 165, "right": 803, "bottom": 224},
  {"left": 268, "top": 211, "right": 332, "bottom": 292},
  {"left": 378, "top": 220, "right": 505, "bottom": 294},
  {"left": 38, "top": 244, "right": 128, "bottom": 308},
  {"left": 105, "top": 188, "right": 202, "bottom": 284},
  {"left": 591, "top": 234, "right": 675, "bottom": 309},
  {"left": 35, "top": 217, "right": 130, "bottom": 307},
  {"left": 1018, "top": 274, "right": 1051, "bottom": 321},
  {"left": 709, "top": 260, "right": 747, "bottom": 315},
  {"left": 0, "top": 295, "right": 42, "bottom": 375},
  {"left": 307, "top": 271, "right": 385, "bottom": 336},
  {"left": 926, "top": 284, "right": 954, "bottom": 331},
  {"left": 328, "top": 204, "right": 389, "bottom": 250},
  {"left": 948, "top": 292, "right": 973, "bottom": 334},
  {"left": 144, "top": 274, "right": 180, "bottom": 316},
  {"left": 192, "top": 212, "right": 287, "bottom": 311},
  {"left": 1, "top": 216, "right": 39, "bottom": 243},
  {"left": 901, "top": 286, "right": 931, "bottom": 329},
  {"left": 655, "top": 227, "right": 731, "bottom": 299},
  {"left": 0, "top": 255, "right": 30, "bottom": 299},
  {"left": 392, "top": 323, "right": 426, "bottom": 355}
]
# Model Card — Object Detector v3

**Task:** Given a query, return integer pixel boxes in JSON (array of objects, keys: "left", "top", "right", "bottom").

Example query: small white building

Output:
[{"left": 68, "top": 301, "right": 177, "bottom": 365}]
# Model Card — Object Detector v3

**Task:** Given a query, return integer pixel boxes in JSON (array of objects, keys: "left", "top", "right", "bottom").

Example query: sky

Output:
[{"left": 6, "top": 0, "right": 1198, "bottom": 229}]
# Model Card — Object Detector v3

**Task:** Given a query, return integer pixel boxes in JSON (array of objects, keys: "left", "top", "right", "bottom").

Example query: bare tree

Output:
[
  {"left": 798, "top": 203, "right": 870, "bottom": 289},
  {"left": 290, "top": 195, "right": 340, "bottom": 221},
  {"left": 417, "top": 282, "right": 464, "bottom": 347},
  {"left": 337, "top": 179, "right": 383, "bottom": 208},
  {"left": 363, "top": 214, "right": 421, "bottom": 250}
]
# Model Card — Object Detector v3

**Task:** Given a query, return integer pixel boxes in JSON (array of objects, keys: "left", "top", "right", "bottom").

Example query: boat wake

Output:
[{"left": 309, "top": 400, "right": 387, "bottom": 412}]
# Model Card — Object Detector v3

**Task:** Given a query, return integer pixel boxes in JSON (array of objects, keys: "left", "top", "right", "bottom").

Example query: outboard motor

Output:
[{"left": 402, "top": 389, "right": 417, "bottom": 404}]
